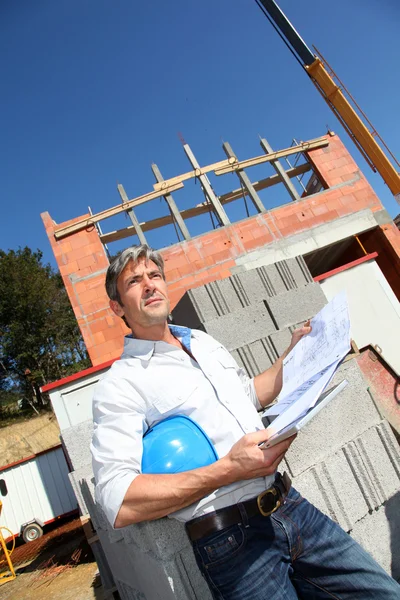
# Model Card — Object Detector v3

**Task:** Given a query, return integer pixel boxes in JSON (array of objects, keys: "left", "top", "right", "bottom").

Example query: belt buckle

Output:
[{"left": 257, "top": 486, "right": 281, "bottom": 517}]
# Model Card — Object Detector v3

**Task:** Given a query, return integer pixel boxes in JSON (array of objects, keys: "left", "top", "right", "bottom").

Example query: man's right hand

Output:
[{"left": 223, "top": 430, "right": 295, "bottom": 482}]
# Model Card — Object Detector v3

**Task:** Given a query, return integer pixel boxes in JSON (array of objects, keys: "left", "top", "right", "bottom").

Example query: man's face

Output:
[{"left": 110, "top": 258, "right": 170, "bottom": 332}]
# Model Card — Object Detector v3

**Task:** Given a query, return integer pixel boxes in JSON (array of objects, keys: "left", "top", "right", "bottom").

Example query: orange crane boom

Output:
[{"left": 256, "top": 0, "right": 400, "bottom": 202}]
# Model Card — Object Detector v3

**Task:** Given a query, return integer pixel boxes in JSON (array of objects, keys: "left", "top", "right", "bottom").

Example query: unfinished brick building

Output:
[
  {"left": 40, "top": 131, "right": 400, "bottom": 598},
  {"left": 41, "top": 131, "right": 400, "bottom": 368}
]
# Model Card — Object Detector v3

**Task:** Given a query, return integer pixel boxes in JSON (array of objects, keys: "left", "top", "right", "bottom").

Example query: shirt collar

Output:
[{"left": 121, "top": 324, "right": 192, "bottom": 361}]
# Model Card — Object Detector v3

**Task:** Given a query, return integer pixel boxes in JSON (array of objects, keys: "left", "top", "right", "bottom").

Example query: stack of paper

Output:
[{"left": 262, "top": 291, "right": 351, "bottom": 441}]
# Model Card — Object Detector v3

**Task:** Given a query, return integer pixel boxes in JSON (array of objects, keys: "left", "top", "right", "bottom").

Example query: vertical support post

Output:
[
  {"left": 151, "top": 164, "right": 191, "bottom": 240},
  {"left": 183, "top": 144, "right": 230, "bottom": 227},
  {"left": 222, "top": 142, "right": 265, "bottom": 213},
  {"left": 260, "top": 137, "right": 301, "bottom": 201},
  {"left": 117, "top": 184, "right": 148, "bottom": 245}
]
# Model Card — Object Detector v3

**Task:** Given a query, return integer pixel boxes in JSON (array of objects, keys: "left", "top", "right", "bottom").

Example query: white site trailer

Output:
[{"left": 0, "top": 445, "right": 78, "bottom": 542}]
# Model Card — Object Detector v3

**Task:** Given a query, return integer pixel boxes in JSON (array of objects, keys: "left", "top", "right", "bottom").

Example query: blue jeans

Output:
[{"left": 191, "top": 487, "right": 400, "bottom": 599}]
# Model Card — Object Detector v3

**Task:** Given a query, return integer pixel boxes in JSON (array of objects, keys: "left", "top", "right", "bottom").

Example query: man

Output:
[{"left": 91, "top": 245, "right": 399, "bottom": 599}]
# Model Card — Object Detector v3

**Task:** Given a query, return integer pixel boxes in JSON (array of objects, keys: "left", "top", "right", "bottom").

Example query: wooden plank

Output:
[
  {"left": 117, "top": 184, "right": 147, "bottom": 245},
  {"left": 100, "top": 164, "right": 312, "bottom": 245},
  {"left": 222, "top": 141, "right": 265, "bottom": 213},
  {"left": 260, "top": 137, "right": 301, "bottom": 201},
  {"left": 151, "top": 163, "right": 191, "bottom": 240},
  {"left": 151, "top": 138, "right": 326, "bottom": 191},
  {"left": 55, "top": 141, "right": 323, "bottom": 240},
  {"left": 152, "top": 156, "right": 237, "bottom": 192},
  {"left": 219, "top": 163, "right": 310, "bottom": 203},
  {"left": 183, "top": 143, "right": 230, "bottom": 226},
  {"left": 214, "top": 137, "right": 328, "bottom": 175},
  {"left": 54, "top": 182, "right": 184, "bottom": 239}
]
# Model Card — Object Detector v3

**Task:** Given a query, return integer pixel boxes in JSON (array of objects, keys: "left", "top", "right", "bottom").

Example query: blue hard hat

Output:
[{"left": 141, "top": 415, "right": 218, "bottom": 474}]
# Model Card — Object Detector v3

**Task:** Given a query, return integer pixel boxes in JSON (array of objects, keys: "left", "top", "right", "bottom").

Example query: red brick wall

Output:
[
  {"left": 42, "top": 133, "right": 399, "bottom": 367},
  {"left": 42, "top": 212, "right": 129, "bottom": 365}
]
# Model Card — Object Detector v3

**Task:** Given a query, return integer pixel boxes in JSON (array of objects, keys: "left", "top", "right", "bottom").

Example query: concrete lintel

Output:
[
  {"left": 233, "top": 209, "right": 378, "bottom": 272},
  {"left": 373, "top": 208, "right": 393, "bottom": 226}
]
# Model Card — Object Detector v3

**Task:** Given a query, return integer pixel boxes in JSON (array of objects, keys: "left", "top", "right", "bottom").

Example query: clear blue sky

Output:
[{"left": 1, "top": 0, "right": 399, "bottom": 267}]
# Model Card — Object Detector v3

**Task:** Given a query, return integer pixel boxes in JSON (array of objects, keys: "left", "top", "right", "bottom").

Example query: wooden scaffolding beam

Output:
[
  {"left": 99, "top": 163, "right": 311, "bottom": 245},
  {"left": 54, "top": 137, "right": 327, "bottom": 241}
]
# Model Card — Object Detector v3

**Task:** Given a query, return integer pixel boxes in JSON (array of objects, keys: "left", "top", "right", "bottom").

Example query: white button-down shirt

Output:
[{"left": 91, "top": 326, "right": 275, "bottom": 527}]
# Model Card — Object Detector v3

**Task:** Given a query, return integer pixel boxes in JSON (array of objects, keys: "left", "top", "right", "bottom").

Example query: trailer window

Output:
[{"left": 0, "top": 479, "right": 7, "bottom": 496}]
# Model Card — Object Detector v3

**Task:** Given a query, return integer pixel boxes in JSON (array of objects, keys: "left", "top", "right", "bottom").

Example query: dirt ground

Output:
[{"left": 0, "top": 517, "right": 112, "bottom": 600}]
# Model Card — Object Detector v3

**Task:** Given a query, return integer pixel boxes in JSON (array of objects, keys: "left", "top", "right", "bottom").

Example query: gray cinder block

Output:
[
  {"left": 198, "top": 302, "right": 276, "bottom": 351},
  {"left": 269, "top": 328, "right": 292, "bottom": 357},
  {"left": 285, "top": 360, "right": 382, "bottom": 476},
  {"left": 98, "top": 528, "right": 212, "bottom": 600},
  {"left": 172, "top": 257, "right": 314, "bottom": 326},
  {"left": 61, "top": 419, "right": 94, "bottom": 471},
  {"left": 68, "top": 471, "right": 88, "bottom": 516},
  {"left": 266, "top": 283, "right": 327, "bottom": 329},
  {"left": 353, "top": 420, "right": 400, "bottom": 504},
  {"left": 90, "top": 538, "right": 116, "bottom": 593},
  {"left": 351, "top": 500, "right": 400, "bottom": 580},
  {"left": 120, "top": 516, "right": 191, "bottom": 560},
  {"left": 233, "top": 337, "right": 278, "bottom": 377},
  {"left": 232, "top": 329, "right": 292, "bottom": 377}
]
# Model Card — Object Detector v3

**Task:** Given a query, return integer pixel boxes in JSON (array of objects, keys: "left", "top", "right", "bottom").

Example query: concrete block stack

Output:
[
  {"left": 54, "top": 256, "right": 400, "bottom": 598},
  {"left": 172, "top": 257, "right": 325, "bottom": 353},
  {"left": 61, "top": 417, "right": 213, "bottom": 599}
]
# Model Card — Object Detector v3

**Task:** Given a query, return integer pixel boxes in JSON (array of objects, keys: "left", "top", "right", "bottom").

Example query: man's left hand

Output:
[{"left": 289, "top": 320, "right": 312, "bottom": 351}]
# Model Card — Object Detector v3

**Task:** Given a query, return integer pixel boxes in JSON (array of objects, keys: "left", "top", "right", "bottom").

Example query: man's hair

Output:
[{"left": 105, "top": 245, "right": 165, "bottom": 304}]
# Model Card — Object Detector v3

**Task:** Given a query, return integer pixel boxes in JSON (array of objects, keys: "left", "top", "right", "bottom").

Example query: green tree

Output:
[{"left": 0, "top": 247, "right": 90, "bottom": 412}]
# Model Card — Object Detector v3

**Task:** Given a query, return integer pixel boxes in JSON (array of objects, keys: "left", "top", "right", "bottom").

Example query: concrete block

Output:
[
  {"left": 71, "top": 464, "right": 122, "bottom": 541},
  {"left": 294, "top": 448, "right": 371, "bottom": 531},
  {"left": 98, "top": 528, "right": 212, "bottom": 600},
  {"left": 172, "top": 258, "right": 314, "bottom": 327},
  {"left": 90, "top": 538, "right": 116, "bottom": 593},
  {"left": 293, "top": 418, "right": 400, "bottom": 535},
  {"left": 351, "top": 497, "right": 400, "bottom": 580},
  {"left": 273, "top": 255, "right": 313, "bottom": 289},
  {"left": 68, "top": 471, "right": 88, "bottom": 516},
  {"left": 233, "top": 328, "right": 293, "bottom": 377},
  {"left": 198, "top": 302, "right": 276, "bottom": 351},
  {"left": 172, "top": 271, "right": 267, "bottom": 325},
  {"left": 353, "top": 420, "right": 400, "bottom": 504},
  {"left": 81, "top": 481, "right": 118, "bottom": 538},
  {"left": 121, "top": 516, "right": 191, "bottom": 560},
  {"left": 266, "top": 283, "right": 327, "bottom": 329},
  {"left": 269, "top": 327, "right": 292, "bottom": 357},
  {"left": 284, "top": 360, "right": 381, "bottom": 476},
  {"left": 61, "top": 419, "right": 93, "bottom": 471},
  {"left": 172, "top": 284, "right": 230, "bottom": 325},
  {"left": 233, "top": 337, "right": 277, "bottom": 377}
]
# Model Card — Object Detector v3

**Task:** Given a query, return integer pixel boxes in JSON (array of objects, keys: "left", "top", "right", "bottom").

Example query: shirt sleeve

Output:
[
  {"left": 234, "top": 363, "right": 262, "bottom": 411},
  {"left": 90, "top": 373, "right": 147, "bottom": 528}
]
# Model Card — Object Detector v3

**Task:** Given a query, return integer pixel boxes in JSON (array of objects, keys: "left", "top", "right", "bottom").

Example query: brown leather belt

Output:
[{"left": 186, "top": 472, "right": 291, "bottom": 542}]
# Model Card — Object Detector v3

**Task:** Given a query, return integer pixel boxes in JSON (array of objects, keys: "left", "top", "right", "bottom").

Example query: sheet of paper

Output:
[
  {"left": 265, "top": 358, "right": 340, "bottom": 435},
  {"left": 281, "top": 291, "right": 350, "bottom": 400}
]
